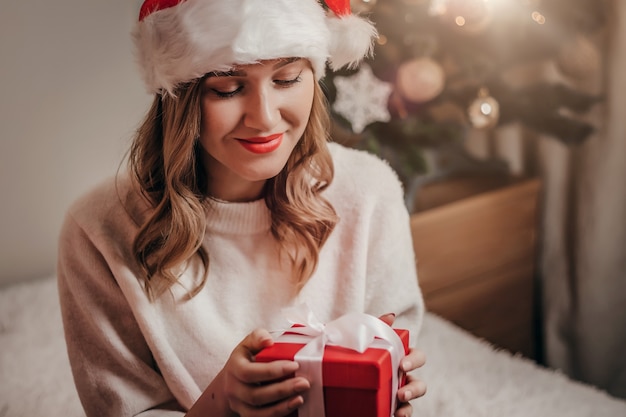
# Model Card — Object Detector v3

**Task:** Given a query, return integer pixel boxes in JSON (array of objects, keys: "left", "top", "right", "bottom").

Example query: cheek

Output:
[
  {"left": 291, "top": 84, "right": 315, "bottom": 128},
  {"left": 200, "top": 102, "right": 236, "bottom": 140},
  {"left": 297, "top": 96, "right": 314, "bottom": 122}
]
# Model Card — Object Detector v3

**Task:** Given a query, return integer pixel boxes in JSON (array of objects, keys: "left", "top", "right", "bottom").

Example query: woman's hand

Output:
[
  {"left": 223, "top": 329, "right": 311, "bottom": 417},
  {"left": 187, "top": 328, "right": 310, "bottom": 417},
  {"left": 394, "top": 347, "right": 427, "bottom": 417},
  {"left": 379, "top": 314, "right": 427, "bottom": 417}
]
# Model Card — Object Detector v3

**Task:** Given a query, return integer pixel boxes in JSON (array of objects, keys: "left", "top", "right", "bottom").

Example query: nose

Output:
[{"left": 243, "top": 85, "right": 280, "bottom": 131}]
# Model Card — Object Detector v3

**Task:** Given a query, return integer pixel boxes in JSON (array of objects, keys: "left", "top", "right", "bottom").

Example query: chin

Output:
[
  {"left": 246, "top": 166, "right": 286, "bottom": 182},
  {"left": 250, "top": 152, "right": 293, "bottom": 179}
]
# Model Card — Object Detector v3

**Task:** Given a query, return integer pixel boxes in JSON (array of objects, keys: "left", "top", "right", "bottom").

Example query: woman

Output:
[{"left": 57, "top": 1, "right": 426, "bottom": 416}]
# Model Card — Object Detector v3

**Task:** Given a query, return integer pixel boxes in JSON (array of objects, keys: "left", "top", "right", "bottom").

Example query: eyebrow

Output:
[{"left": 207, "top": 57, "right": 302, "bottom": 78}]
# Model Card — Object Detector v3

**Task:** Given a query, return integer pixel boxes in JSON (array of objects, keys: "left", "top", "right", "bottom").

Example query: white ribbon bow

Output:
[{"left": 281, "top": 304, "right": 405, "bottom": 417}]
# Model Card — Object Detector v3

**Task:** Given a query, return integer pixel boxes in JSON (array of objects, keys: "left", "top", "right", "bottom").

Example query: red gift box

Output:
[{"left": 255, "top": 327, "right": 409, "bottom": 417}]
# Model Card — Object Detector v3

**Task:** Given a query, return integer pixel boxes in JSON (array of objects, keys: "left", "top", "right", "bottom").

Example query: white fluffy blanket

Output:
[{"left": 1, "top": 277, "right": 625, "bottom": 417}]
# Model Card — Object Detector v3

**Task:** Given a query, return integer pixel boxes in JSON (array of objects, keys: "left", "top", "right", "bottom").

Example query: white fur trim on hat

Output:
[
  {"left": 327, "top": 13, "right": 378, "bottom": 71},
  {"left": 133, "top": 0, "right": 377, "bottom": 95}
]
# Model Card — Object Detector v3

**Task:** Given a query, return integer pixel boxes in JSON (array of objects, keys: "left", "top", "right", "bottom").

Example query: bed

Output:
[{"left": 1, "top": 275, "right": 625, "bottom": 417}]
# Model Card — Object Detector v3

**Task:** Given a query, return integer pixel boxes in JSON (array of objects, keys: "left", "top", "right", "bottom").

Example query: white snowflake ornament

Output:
[{"left": 332, "top": 64, "right": 393, "bottom": 134}]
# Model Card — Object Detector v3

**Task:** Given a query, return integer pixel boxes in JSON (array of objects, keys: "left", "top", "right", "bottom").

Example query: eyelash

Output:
[
  {"left": 213, "top": 87, "right": 242, "bottom": 99},
  {"left": 211, "top": 72, "right": 302, "bottom": 98},
  {"left": 275, "top": 74, "right": 302, "bottom": 87}
]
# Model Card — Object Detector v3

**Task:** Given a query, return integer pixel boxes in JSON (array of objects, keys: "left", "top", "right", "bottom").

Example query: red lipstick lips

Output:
[{"left": 238, "top": 133, "right": 283, "bottom": 154}]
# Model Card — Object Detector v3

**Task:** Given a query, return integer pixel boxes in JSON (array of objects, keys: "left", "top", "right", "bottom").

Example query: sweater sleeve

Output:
[
  {"left": 361, "top": 159, "right": 425, "bottom": 346},
  {"left": 57, "top": 212, "right": 185, "bottom": 417}
]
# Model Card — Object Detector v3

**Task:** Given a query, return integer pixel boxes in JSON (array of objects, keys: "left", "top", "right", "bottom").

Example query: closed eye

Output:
[
  {"left": 206, "top": 66, "right": 304, "bottom": 98},
  {"left": 274, "top": 72, "right": 302, "bottom": 88},
  {"left": 211, "top": 85, "right": 243, "bottom": 98}
]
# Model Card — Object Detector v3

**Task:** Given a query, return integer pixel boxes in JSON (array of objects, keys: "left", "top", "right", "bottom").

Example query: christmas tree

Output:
[{"left": 323, "top": 0, "right": 605, "bottom": 184}]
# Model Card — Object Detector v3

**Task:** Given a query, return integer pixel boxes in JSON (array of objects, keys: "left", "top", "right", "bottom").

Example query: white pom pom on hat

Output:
[{"left": 133, "top": 0, "right": 378, "bottom": 95}]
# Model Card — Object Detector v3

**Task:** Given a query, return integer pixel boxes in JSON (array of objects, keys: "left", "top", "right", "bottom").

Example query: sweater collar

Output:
[{"left": 204, "top": 197, "right": 271, "bottom": 235}]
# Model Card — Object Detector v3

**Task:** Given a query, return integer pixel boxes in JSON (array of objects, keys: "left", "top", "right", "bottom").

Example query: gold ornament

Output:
[
  {"left": 468, "top": 88, "right": 499, "bottom": 129},
  {"left": 396, "top": 57, "right": 446, "bottom": 103}
]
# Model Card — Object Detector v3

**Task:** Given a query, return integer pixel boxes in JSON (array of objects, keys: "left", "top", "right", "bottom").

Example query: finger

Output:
[
  {"left": 232, "top": 356, "right": 300, "bottom": 385},
  {"left": 378, "top": 312, "right": 396, "bottom": 326},
  {"left": 400, "top": 348, "right": 426, "bottom": 373},
  {"left": 397, "top": 374, "right": 427, "bottom": 403},
  {"left": 226, "top": 363, "right": 307, "bottom": 414},
  {"left": 232, "top": 392, "right": 305, "bottom": 417},
  {"left": 225, "top": 329, "right": 307, "bottom": 416},
  {"left": 230, "top": 329, "right": 300, "bottom": 384},
  {"left": 394, "top": 402, "right": 413, "bottom": 417},
  {"left": 241, "top": 376, "right": 310, "bottom": 407},
  {"left": 240, "top": 328, "right": 275, "bottom": 356}
]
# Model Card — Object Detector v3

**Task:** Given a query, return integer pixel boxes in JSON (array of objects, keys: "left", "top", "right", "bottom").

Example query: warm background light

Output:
[{"left": 531, "top": 10, "right": 546, "bottom": 24}]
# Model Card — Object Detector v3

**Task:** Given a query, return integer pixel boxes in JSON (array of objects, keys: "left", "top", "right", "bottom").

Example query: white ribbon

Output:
[{"left": 281, "top": 304, "right": 405, "bottom": 417}]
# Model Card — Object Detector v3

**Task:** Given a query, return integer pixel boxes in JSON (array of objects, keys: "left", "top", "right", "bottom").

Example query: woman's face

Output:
[{"left": 199, "top": 58, "right": 315, "bottom": 202}]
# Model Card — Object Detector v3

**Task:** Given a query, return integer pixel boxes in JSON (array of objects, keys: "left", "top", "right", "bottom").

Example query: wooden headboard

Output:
[{"left": 410, "top": 176, "right": 542, "bottom": 359}]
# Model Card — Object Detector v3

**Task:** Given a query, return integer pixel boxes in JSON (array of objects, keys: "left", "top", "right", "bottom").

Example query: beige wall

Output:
[{"left": 0, "top": 1, "right": 151, "bottom": 286}]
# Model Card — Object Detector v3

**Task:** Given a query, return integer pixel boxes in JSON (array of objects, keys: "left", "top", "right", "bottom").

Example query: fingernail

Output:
[
  {"left": 403, "top": 390, "right": 413, "bottom": 402},
  {"left": 401, "top": 360, "right": 412, "bottom": 372},
  {"left": 288, "top": 395, "right": 304, "bottom": 410},
  {"left": 259, "top": 337, "right": 273, "bottom": 347},
  {"left": 416, "top": 380, "right": 427, "bottom": 396},
  {"left": 284, "top": 361, "right": 300, "bottom": 372},
  {"left": 294, "top": 378, "right": 310, "bottom": 392}
]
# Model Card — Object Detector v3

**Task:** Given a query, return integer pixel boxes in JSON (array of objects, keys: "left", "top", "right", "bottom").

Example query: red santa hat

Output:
[{"left": 133, "top": 0, "right": 378, "bottom": 95}]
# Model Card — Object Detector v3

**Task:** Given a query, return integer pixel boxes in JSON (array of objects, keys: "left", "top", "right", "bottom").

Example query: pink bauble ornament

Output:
[
  {"left": 556, "top": 35, "right": 601, "bottom": 81},
  {"left": 396, "top": 57, "right": 446, "bottom": 103}
]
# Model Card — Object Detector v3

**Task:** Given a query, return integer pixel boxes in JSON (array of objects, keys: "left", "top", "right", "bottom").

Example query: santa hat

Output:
[{"left": 133, "top": 0, "right": 378, "bottom": 95}]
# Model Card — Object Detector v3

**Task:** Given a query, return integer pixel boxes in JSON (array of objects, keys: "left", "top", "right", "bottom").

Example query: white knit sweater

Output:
[{"left": 57, "top": 142, "right": 424, "bottom": 417}]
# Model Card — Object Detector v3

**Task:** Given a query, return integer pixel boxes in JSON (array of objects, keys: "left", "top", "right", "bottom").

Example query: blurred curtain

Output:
[{"left": 539, "top": 0, "right": 626, "bottom": 398}]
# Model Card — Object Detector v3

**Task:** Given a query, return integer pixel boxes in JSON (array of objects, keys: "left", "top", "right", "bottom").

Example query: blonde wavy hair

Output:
[{"left": 128, "top": 78, "right": 337, "bottom": 300}]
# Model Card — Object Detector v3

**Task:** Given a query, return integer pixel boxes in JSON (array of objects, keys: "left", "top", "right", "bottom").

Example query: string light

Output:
[
  {"left": 429, "top": 0, "right": 448, "bottom": 16},
  {"left": 427, "top": 0, "right": 549, "bottom": 27},
  {"left": 480, "top": 102, "right": 493, "bottom": 116},
  {"left": 531, "top": 10, "right": 546, "bottom": 24}
]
